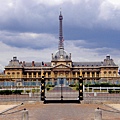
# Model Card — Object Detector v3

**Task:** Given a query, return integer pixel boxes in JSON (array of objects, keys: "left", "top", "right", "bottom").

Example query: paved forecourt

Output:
[{"left": 0, "top": 102, "right": 120, "bottom": 120}]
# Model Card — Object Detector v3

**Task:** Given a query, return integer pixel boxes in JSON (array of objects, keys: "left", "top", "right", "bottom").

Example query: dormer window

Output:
[
  {"left": 13, "top": 57, "right": 17, "bottom": 61},
  {"left": 55, "top": 56, "right": 57, "bottom": 59},
  {"left": 60, "top": 55, "right": 63, "bottom": 59}
]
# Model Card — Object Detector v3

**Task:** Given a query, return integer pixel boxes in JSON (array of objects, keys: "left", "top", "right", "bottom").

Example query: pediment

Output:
[{"left": 53, "top": 64, "right": 70, "bottom": 69}]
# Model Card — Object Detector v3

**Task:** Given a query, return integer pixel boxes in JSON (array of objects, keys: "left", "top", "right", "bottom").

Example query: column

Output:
[
  {"left": 51, "top": 71, "right": 54, "bottom": 78},
  {"left": 46, "top": 72, "right": 48, "bottom": 78},
  {"left": 95, "top": 72, "right": 97, "bottom": 78},
  {"left": 27, "top": 73, "right": 29, "bottom": 78},
  {"left": 75, "top": 72, "right": 77, "bottom": 78},
  {"left": 85, "top": 72, "right": 87, "bottom": 77},
  {"left": 32, "top": 73, "right": 34, "bottom": 78},
  {"left": 90, "top": 72, "right": 92, "bottom": 78},
  {"left": 36, "top": 72, "right": 38, "bottom": 78}
]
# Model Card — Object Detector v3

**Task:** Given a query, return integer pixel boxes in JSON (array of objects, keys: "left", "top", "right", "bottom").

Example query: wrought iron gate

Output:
[{"left": 41, "top": 76, "right": 83, "bottom": 103}]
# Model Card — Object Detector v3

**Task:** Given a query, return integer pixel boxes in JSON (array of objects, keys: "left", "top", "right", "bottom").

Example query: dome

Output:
[{"left": 52, "top": 49, "right": 71, "bottom": 61}]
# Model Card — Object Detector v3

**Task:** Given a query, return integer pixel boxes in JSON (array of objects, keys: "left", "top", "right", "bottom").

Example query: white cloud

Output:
[
  {"left": 0, "top": 33, "right": 120, "bottom": 72},
  {"left": 108, "top": 0, "right": 120, "bottom": 7},
  {"left": 98, "top": 0, "right": 120, "bottom": 29},
  {"left": 65, "top": 40, "right": 120, "bottom": 66}
]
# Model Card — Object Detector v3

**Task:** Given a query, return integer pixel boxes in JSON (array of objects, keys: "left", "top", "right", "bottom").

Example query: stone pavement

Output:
[
  {"left": 106, "top": 104, "right": 120, "bottom": 111},
  {"left": 0, "top": 104, "right": 17, "bottom": 113},
  {"left": 0, "top": 102, "right": 120, "bottom": 120}
]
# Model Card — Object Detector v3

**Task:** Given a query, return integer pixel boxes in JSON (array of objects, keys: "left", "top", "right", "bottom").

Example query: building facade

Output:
[{"left": 0, "top": 12, "right": 119, "bottom": 87}]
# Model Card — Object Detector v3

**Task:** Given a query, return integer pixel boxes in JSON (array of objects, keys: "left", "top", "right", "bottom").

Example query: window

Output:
[
  {"left": 17, "top": 72, "right": 20, "bottom": 78},
  {"left": 104, "top": 71, "right": 107, "bottom": 77},
  {"left": 113, "top": 71, "right": 116, "bottom": 77},
  {"left": 12, "top": 72, "right": 15, "bottom": 78},
  {"left": 7, "top": 72, "right": 10, "bottom": 75}
]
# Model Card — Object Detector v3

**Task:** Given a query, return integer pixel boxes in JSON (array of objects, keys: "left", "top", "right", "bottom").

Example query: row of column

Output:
[
  {"left": 26, "top": 72, "right": 49, "bottom": 78},
  {"left": 25, "top": 71, "right": 100, "bottom": 78}
]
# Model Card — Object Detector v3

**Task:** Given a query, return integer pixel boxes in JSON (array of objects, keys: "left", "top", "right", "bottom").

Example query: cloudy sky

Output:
[{"left": 0, "top": 0, "right": 120, "bottom": 71}]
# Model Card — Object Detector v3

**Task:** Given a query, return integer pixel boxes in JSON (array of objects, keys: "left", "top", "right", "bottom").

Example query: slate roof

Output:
[
  {"left": 24, "top": 62, "right": 51, "bottom": 67},
  {"left": 5, "top": 55, "right": 118, "bottom": 68},
  {"left": 73, "top": 62, "right": 102, "bottom": 67}
]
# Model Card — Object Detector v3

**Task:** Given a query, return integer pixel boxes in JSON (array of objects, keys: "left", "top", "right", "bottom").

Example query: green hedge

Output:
[
  {"left": 0, "top": 90, "right": 23, "bottom": 95},
  {"left": 85, "top": 83, "right": 120, "bottom": 87},
  {"left": 69, "top": 84, "right": 79, "bottom": 91},
  {"left": 46, "top": 84, "right": 55, "bottom": 88},
  {"left": 69, "top": 84, "right": 76, "bottom": 87},
  {"left": 109, "top": 90, "right": 120, "bottom": 94}
]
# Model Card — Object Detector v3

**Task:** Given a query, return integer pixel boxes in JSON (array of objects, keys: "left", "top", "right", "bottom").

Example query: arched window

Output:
[
  {"left": 17, "top": 72, "right": 20, "bottom": 78},
  {"left": 12, "top": 72, "right": 15, "bottom": 78},
  {"left": 113, "top": 71, "right": 116, "bottom": 77},
  {"left": 108, "top": 71, "right": 112, "bottom": 77},
  {"left": 55, "top": 56, "right": 57, "bottom": 59},
  {"left": 7, "top": 72, "right": 10, "bottom": 75},
  {"left": 108, "top": 71, "right": 111, "bottom": 74},
  {"left": 104, "top": 71, "right": 107, "bottom": 77}
]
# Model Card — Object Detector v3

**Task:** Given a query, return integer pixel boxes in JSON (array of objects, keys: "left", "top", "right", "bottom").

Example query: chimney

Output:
[
  {"left": 13, "top": 56, "right": 17, "bottom": 61},
  {"left": 23, "top": 61, "right": 26, "bottom": 66},
  {"left": 32, "top": 61, "right": 35, "bottom": 67}
]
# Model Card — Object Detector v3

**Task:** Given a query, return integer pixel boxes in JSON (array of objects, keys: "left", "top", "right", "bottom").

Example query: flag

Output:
[{"left": 44, "top": 63, "right": 47, "bottom": 66}]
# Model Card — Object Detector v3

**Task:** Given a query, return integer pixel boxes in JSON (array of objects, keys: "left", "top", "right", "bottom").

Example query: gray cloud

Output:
[
  {"left": 0, "top": 0, "right": 120, "bottom": 32},
  {"left": 0, "top": 31, "right": 58, "bottom": 49}
]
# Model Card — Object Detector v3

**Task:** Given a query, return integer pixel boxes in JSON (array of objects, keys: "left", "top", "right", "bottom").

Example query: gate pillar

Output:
[
  {"left": 79, "top": 76, "right": 83, "bottom": 101},
  {"left": 41, "top": 75, "right": 45, "bottom": 101}
]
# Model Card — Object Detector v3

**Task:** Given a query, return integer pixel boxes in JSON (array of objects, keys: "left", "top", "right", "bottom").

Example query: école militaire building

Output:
[{"left": 0, "top": 12, "right": 119, "bottom": 87}]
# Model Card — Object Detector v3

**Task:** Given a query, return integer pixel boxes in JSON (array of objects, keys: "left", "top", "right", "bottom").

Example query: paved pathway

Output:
[
  {"left": 26, "top": 103, "right": 120, "bottom": 120},
  {"left": 0, "top": 105, "right": 17, "bottom": 113},
  {"left": 0, "top": 102, "right": 120, "bottom": 120},
  {"left": 50, "top": 87, "right": 75, "bottom": 92}
]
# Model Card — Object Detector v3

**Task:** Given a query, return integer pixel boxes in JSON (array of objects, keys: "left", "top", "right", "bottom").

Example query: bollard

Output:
[
  {"left": 22, "top": 108, "right": 29, "bottom": 120},
  {"left": 29, "top": 92, "right": 32, "bottom": 97},
  {"left": 94, "top": 107, "right": 102, "bottom": 120}
]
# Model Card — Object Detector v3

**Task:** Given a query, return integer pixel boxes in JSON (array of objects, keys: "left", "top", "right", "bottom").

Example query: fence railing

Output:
[{"left": 84, "top": 86, "right": 120, "bottom": 93}]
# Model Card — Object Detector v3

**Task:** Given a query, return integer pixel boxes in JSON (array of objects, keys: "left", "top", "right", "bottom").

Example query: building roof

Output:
[
  {"left": 24, "top": 62, "right": 51, "bottom": 67},
  {"left": 52, "top": 49, "right": 71, "bottom": 61},
  {"left": 73, "top": 62, "right": 102, "bottom": 67}
]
